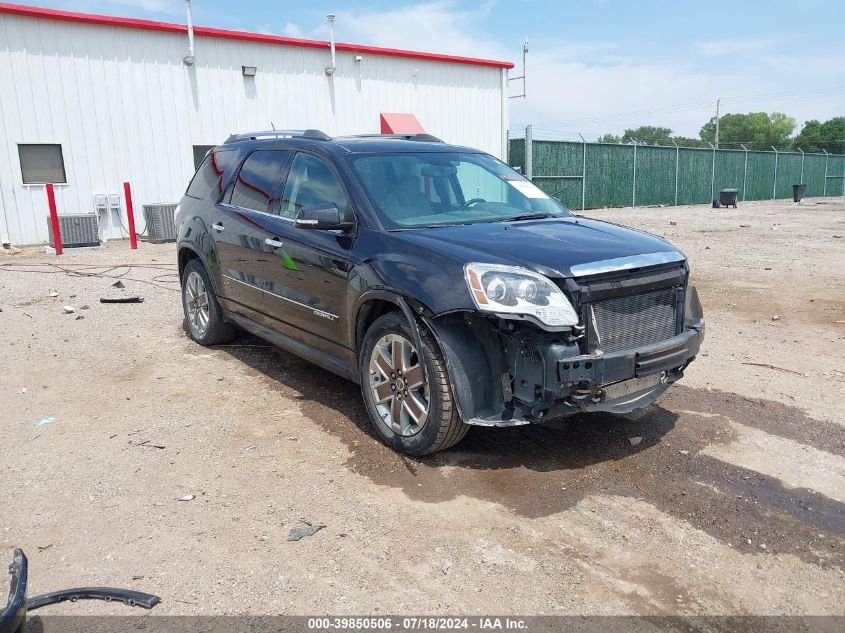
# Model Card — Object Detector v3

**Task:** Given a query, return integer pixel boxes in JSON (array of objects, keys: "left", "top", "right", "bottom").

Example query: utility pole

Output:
[
  {"left": 508, "top": 37, "right": 528, "bottom": 99},
  {"left": 714, "top": 98, "right": 721, "bottom": 149}
]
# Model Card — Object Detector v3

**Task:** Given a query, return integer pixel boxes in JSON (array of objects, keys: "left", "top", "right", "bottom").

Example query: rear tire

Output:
[
  {"left": 359, "top": 312, "right": 468, "bottom": 455},
  {"left": 181, "top": 259, "right": 237, "bottom": 345}
]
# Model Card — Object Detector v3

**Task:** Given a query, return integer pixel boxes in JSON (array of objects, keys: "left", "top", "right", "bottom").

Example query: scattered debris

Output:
[
  {"left": 100, "top": 296, "right": 144, "bottom": 304},
  {"left": 177, "top": 495, "right": 195, "bottom": 502},
  {"left": 48, "top": 290, "right": 59, "bottom": 297},
  {"left": 37, "top": 417, "right": 56, "bottom": 426},
  {"left": 628, "top": 436, "right": 643, "bottom": 446},
  {"left": 75, "top": 315, "right": 84, "bottom": 320},
  {"left": 288, "top": 520, "right": 325, "bottom": 542},
  {"left": 132, "top": 440, "right": 166, "bottom": 450},
  {"left": 771, "top": 315, "right": 780, "bottom": 321},
  {"left": 17, "top": 388, "right": 27, "bottom": 395},
  {"left": 739, "top": 224, "right": 750, "bottom": 228},
  {"left": 442, "top": 561, "right": 452, "bottom": 575},
  {"left": 669, "top": 220, "right": 677, "bottom": 226},
  {"left": 741, "top": 362, "right": 806, "bottom": 376},
  {"left": 37, "top": 544, "right": 53, "bottom": 553},
  {"left": 62, "top": 305, "right": 75, "bottom": 314},
  {"left": 678, "top": 450, "right": 690, "bottom": 456},
  {"left": 112, "top": 280, "right": 125, "bottom": 288}
]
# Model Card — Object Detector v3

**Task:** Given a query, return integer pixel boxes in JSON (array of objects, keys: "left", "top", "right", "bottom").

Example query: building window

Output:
[
  {"left": 18, "top": 144, "right": 66, "bottom": 184},
  {"left": 193, "top": 145, "right": 215, "bottom": 170}
]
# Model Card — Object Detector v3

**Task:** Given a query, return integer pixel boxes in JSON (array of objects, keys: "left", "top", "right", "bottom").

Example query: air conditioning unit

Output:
[
  {"left": 143, "top": 203, "right": 178, "bottom": 243},
  {"left": 47, "top": 213, "right": 100, "bottom": 248}
]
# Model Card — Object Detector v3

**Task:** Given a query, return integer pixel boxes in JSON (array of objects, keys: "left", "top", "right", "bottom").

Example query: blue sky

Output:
[{"left": 15, "top": 0, "right": 845, "bottom": 140}]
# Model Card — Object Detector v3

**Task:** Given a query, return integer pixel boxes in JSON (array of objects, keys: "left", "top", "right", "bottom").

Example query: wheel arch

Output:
[
  {"left": 352, "top": 290, "right": 431, "bottom": 384},
  {"left": 353, "top": 291, "right": 504, "bottom": 424}
]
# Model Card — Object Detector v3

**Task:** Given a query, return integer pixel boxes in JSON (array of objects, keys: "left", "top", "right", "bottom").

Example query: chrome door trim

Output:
[{"left": 222, "top": 274, "right": 339, "bottom": 321}]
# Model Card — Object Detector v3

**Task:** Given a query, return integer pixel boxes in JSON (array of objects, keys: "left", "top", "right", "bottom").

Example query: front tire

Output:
[
  {"left": 359, "top": 312, "right": 468, "bottom": 455},
  {"left": 181, "top": 259, "right": 236, "bottom": 345}
]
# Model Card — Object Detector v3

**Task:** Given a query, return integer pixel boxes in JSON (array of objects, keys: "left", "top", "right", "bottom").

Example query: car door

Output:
[
  {"left": 259, "top": 151, "right": 354, "bottom": 361},
  {"left": 213, "top": 149, "right": 291, "bottom": 324}
]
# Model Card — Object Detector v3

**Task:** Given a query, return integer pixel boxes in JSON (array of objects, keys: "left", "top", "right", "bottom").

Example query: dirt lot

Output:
[{"left": 1, "top": 198, "right": 843, "bottom": 618}]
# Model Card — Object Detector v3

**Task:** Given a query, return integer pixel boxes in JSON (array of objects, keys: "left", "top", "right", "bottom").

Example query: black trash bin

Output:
[
  {"left": 793, "top": 183, "right": 806, "bottom": 202},
  {"left": 719, "top": 188, "right": 738, "bottom": 208}
]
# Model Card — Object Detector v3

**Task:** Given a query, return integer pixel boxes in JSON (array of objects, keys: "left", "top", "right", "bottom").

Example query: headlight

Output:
[{"left": 464, "top": 263, "right": 579, "bottom": 327}]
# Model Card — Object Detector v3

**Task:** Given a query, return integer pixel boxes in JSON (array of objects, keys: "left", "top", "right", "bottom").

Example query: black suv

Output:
[{"left": 176, "top": 130, "right": 704, "bottom": 455}]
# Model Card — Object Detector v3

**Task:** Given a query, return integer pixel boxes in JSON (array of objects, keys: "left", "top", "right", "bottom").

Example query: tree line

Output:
[{"left": 596, "top": 114, "right": 844, "bottom": 153}]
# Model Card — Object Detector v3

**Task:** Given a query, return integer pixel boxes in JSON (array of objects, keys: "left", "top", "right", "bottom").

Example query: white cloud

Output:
[
  {"left": 694, "top": 38, "right": 774, "bottom": 58},
  {"left": 339, "top": 0, "right": 503, "bottom": 60},
  {"left": 282, "top": 22, "right": 304, "bottom": 38}
]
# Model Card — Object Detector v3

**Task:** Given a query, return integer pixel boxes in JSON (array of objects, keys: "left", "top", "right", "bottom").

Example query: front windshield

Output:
[{"left": 349, "top": 152, "right": 571, "bottom": 229}]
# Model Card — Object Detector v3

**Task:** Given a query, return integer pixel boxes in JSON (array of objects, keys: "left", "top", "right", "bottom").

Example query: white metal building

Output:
[{"left": 0, "top": 2, "right": 512, "bottom": 246}]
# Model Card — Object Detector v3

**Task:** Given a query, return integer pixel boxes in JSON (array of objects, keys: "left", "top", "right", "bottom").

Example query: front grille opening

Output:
[{"left": 590, "top": 287, "right": 678, "bottom": 353}]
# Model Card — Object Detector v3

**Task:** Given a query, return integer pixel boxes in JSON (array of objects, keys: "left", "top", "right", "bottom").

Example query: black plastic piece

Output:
[
  {"left": 0, "top": 549, "right": 27, "bottom": 633},
  {"left": 27, "top": 587, "right": 160, "bottom": 611}
]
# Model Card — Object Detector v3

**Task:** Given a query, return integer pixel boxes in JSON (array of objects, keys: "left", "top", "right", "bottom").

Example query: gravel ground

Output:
[{"left": 0, "top": 198, "right": 843, "bottom": 620}]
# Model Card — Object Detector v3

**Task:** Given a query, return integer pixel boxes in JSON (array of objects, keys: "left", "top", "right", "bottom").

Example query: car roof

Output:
[{"left": 219, "top": 131, "right": 479, "bottom": 155}]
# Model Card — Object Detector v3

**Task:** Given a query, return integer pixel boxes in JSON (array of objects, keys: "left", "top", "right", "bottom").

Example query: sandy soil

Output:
[{"left": 0, "top": 198, "right": 843, "bottom": 619}]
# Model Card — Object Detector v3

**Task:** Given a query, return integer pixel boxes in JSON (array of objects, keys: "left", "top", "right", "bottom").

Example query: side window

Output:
[
  {"left": 185, "top": 148, "right": 237, "bottom": 199},
  {"left": 280, "top": 153, "right": 348, "bottom": 220},
  {"left": 229, "top": 151, "right": 285, "bottom": 213}
]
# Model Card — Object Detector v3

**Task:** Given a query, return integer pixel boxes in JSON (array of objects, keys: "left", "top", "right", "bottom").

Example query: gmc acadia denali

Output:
[{"left": 176, "top": 130, "right": 704, "bottom": 455}]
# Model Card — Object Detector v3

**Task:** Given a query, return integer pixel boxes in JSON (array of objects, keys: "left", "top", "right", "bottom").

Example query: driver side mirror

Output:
[{"left": 294, "top": 204, "right": 354, "bottom": 231}]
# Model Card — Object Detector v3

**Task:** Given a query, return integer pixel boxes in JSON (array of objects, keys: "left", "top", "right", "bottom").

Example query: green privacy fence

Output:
[{"left": 508, "top": 137, "right": 845, "bottom": 210}]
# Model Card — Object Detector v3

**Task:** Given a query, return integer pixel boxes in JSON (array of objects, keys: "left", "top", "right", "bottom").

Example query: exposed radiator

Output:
[
  {"left": 590, "top": 287, "right": 679, "bottom": 354},
  {"left": 142, "top": 203, "right": 178, "bottom": 243},
  {"left": 47, "top": 213, "right": 100, "bottom": 248}
]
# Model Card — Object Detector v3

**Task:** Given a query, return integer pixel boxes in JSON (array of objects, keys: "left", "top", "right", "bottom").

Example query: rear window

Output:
[{"left": 185, "top": 148, "right": 237, "bottom": 200}]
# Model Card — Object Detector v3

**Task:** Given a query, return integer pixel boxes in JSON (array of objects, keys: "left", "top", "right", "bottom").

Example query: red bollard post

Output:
[
  {"left": 46, "top": 183, "right": 62, "bottom": 256},
  {"left": 123, "top": 181, "right": 138, "bottom": 249}
]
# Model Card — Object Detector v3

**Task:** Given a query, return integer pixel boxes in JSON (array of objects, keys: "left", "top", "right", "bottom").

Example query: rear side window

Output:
[
  {"left": 185, "top": 148, "right": 237, "bottom": 199},
  {"left": 229, "top": 150, "right": 286, "bottom": 214}
]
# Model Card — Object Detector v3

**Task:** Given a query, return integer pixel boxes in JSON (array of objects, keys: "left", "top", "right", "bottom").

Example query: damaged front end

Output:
[{"left": 426, "top": 256, "right": 704, "bottom": 426}]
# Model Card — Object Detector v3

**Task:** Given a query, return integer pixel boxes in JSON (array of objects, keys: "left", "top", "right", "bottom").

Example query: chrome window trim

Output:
[{"left": 570, "top": 251, "right": 685, "bottom": 277}]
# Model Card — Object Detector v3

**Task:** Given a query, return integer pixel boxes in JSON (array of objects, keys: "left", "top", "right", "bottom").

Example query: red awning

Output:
[{"left": 380, "top": 113, "right": 425, "bottom": 134}]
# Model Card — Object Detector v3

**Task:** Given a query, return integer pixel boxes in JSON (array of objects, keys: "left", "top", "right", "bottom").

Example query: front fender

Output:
[{"left": 367, "top": 255, "right": 475, "bottom": 316}]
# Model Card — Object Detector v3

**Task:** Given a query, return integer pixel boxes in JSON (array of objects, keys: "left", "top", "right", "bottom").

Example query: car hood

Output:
[{"left": 393, "top": 216, "right": 682, "bottom": 277}]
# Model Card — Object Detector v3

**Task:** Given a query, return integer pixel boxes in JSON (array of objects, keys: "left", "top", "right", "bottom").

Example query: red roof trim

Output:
[{"left": 0, "top": 2, "right": 515, "bottom": 69}]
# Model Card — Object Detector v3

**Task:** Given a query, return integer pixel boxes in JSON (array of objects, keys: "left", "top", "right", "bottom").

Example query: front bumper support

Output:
[{"left": 557, "top": 327, "right": 703, "bottom": 386}]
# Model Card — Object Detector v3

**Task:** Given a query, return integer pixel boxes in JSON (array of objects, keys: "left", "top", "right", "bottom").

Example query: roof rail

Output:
[
  {"left": 338, "top": 133, "right": 444, "bottom": 143},
  {"left": 224, "top": 129, "right": 331, "bottom": 143}
]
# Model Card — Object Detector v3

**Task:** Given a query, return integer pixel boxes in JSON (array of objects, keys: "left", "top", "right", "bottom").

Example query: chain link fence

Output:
[{"left": 508, "top": 129, "right": 845, "bottom": 210}]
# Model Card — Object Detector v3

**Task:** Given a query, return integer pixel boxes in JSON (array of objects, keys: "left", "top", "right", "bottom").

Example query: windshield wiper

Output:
[{"left": 493, "top": 213, "right": 554, "bottom": 223}]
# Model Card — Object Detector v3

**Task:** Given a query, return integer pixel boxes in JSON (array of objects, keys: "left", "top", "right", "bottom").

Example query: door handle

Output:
[
  {"left": 265, "top": 238, "right": 284, "bottom": 248},
  {"left": 211, "top": 222, "right": 225, "bottom": 233}
]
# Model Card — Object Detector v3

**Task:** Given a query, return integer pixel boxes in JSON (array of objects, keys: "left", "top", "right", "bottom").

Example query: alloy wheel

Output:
[
  {"left": 369, "top": 333, "right": 429, "bottom": 436},
  {"left": 185, "top": 270, "right": 210, "bottom": 336}
]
